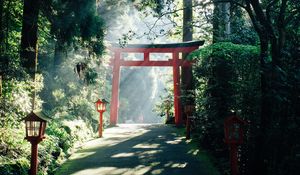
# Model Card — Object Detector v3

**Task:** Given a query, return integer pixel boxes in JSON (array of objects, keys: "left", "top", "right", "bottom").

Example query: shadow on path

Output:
[{"left": 55, "top": 124, "right": 218, "bottom": 175}]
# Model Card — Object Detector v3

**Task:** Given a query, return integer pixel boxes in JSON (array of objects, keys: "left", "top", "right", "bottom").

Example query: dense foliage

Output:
[
  {"left": 190, "top": 42, "right": 260, "bottom": 173},
  {"left": 190, "top": 41, "right": 300, "bottom": 175},
  {"left": 0, "top": 0, "right": 108, "bottom": 174},
  {"left": 1, "top": 0, "right": 300, "bottom": 174},
  {"left": 134, "top": 0, "right": 300, "bottom": 174}
]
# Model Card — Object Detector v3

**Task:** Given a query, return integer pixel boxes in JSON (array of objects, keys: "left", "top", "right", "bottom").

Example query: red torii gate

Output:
[{"left": 109, "top": 40, "right": 204, "bottom": 126}]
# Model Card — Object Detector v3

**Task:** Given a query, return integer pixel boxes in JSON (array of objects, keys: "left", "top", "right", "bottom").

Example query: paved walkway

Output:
[{"left": 55, "top": 124, "right": 219, "bottom": 175}]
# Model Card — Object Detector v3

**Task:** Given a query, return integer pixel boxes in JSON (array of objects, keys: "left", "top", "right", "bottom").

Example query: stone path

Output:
[{"left": 55, "top": 124, "right": 219, "bottom": 175}]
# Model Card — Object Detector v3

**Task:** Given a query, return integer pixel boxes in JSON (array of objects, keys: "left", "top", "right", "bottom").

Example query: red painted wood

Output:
[
  {"left": 116, "top": 60, "right": 194, "bottom": 67},
  {"left": 99, "top": 112, "right": 103, "bottom": 137},
  {"left": 224, "top": 115, "right": 247, "bottom": 144},
  {"left": 110, "top": 46, "right": 199, "bottom": 53},
  {"left": 30, "top": 142, "right": 38, "bottom": 175},
  {"left": 110, "top": 52, "right": 120, "bottom": 126},
  {"left": 144, "top": 52, "right": 150, "bottom": 61},
  {"left": 109, "top": 57, "right": 194, "bottom": 66},
  {"left": 172, "top": 52, "right": 182, "bottom": 126},
  {"left": 230, "top": 144, "right": 239, "bottom": 175},
  {"left": 121, "top": 60, "right": 172, "bottom": 67}
]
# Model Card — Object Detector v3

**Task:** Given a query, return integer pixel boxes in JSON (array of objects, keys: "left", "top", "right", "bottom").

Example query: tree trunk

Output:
[
  {"left": 224, "top": 3, "right": 231, "bottom": 38},
  {"left": 4, "top": 0, "right": 10, "bottom": 50},
  {"left": 20, "top": 0, "right": 40, "bottom": 110},
  {"left": 213, "top": 1, "right": 231, "bottom": 43},
  {"left": 258, "top": 39, "right": 269, "bottom": 175},
  {"left": 248, "top": 34, "right": 270, "bottom": 175},
  {"left": 182, "top": 0, "right": 193, "bottom": 42},
  {"left": 0, "top": 0, "right": 4, "bottom": 53},
  {"left": 20, "top": 0, "right": 40, "bottom": 78},
  {"left": 181, "top": 0, "right": 193, "bottom": 122},
  {"left": 0, "top": 74, "right": 2, "bottom": 97}
]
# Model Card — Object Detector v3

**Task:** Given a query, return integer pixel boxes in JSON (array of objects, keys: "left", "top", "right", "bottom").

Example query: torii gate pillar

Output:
[
  {"left": 110, "top": 51, "right": 120, "bottom": 126},
  {"left": 172, "top": 52, "right": 182, "bottom": 125}
]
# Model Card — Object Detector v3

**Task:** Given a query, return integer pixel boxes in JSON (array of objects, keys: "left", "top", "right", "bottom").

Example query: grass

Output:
[{"left": 177, "top": 127, "right": 221, "bottom": 175}]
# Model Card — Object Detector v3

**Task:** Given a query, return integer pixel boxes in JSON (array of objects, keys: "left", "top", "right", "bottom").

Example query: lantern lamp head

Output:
[
  {"left": 23, "top": 111, "right": 49, "bottom": 143},
  {"left": 224, "top": 115, "right": 247, "bottom": 144},
  {"left": 96, "top": 99, "right": 107, "bottom": 113}
]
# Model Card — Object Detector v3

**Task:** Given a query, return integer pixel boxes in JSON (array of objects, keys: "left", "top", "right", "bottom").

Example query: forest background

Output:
[{"left": 0, "top": 0, "right": 299, "bottom": 175}]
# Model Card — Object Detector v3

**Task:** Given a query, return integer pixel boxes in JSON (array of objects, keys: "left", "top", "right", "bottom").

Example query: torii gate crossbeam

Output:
[{"left": 109, "top": 40, "right": 204, "bottom": 126}]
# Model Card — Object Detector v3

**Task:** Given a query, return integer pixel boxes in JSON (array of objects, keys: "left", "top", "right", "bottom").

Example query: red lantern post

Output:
[
  {"left": 184, "top": 105, "right": 195, "bottom": 140},
  {"left": 224, "top": 114, "right": 247, "bottom": 175},
  {"left": 164, "top": 99, "right": 172, "bottom": 123},
  {"left": 96, "top": 99, "right": 107, "bottom": 137},
  {"left": 23, "top": 111, "right": 49, "bottom": 175}
]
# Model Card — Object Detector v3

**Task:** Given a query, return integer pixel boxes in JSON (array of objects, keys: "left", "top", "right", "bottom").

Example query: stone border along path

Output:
[{"left": 55, "top": 124, "right": 220, "bottom": 175}]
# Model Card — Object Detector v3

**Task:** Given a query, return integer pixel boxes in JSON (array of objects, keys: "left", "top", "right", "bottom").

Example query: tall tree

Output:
[
  {"left": 42, "top": 0, "right": 105, "bottom": 70},
  {"left": 212, "top": 0, "right": 300, "bottom": 174},
  {"left": 182, "top": 0, "right": 193, "bottom": 42},
  {"left": 0, "top": 0, "right": 4, "bottom": 53},
  {"left": 181, "top": 0, "right": 194, "bottom": 120},
  {"left": 213, "top": 0, "right": 231, "bottom": 42},
  {"left": 0, "top": 0, "right": 4, "bottom": 90},
  {"left": 233, "top": 1, "right": 299, "bottom": 174},
  {"left": 20, "top": 0, "right": 41, "bottom": 109},
  {"left": 20, "top": 0, "right": 40, "bottom": 77}
]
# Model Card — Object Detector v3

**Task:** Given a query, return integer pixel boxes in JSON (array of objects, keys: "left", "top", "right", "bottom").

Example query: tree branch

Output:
[
  {"left": 244, "top": 0, "right": 263, "bottom": 36},
  {"left": 195, "top": 0, "right": 247, "bottom": 10},
  {"left": 266, "top": 0, "right": 278, "bottom": 26},
  {"left": 250, "top": 0, "right": 276, "bottom": 39},
  {"left": 277, "top": 0, "right": 288, "bottom": 52},
  {"left": 278, "top": 0, "right": 287, "bottom": 27}
]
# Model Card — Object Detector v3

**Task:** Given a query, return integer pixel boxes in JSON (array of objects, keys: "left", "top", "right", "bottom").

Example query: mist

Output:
[
  {"left": 99, "top": 1, "right": 177, "bottom": 124},
  {"left": 118, "top": 67, "right": 172, "bottom": 124}
]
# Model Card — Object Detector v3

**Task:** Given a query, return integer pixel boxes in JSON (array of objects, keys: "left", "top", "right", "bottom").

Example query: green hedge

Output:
[{"left": 189, "top": 42, "right": 260, "bottom": 173}]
